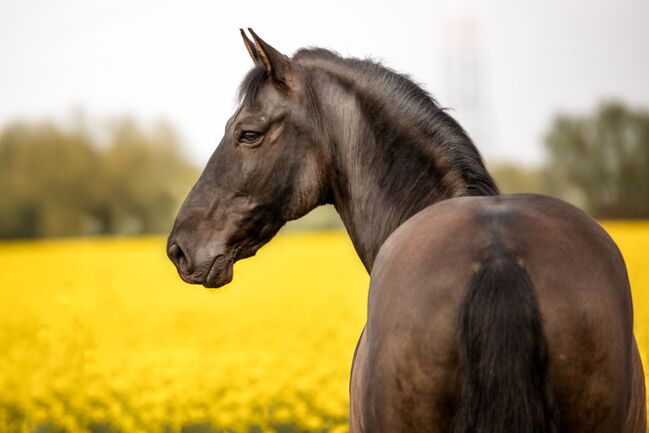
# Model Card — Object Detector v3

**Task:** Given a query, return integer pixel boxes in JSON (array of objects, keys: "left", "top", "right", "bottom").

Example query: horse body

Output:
[
  {"left": 167, "top": 30, "right": 645, "bottom": 432},
  {"left": 351, "top": 194, "right": 645, "bottom": 432}
]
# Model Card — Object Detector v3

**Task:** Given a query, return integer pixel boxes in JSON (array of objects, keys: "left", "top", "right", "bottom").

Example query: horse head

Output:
[{"left": 167, "top": 29, "right": 329, "bottom": 288}]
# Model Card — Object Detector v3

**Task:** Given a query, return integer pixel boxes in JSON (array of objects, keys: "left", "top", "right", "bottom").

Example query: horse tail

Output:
[{"left": 454, "top": 254, "right": 559, "bottom": 433}]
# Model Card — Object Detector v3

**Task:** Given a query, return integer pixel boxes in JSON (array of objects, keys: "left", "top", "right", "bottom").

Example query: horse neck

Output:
[
  {"left": 313, "top": 68, "right": 493, "bottom": 271},
  {"left": 304, "top": 62, "right": 498, "bottom": 272}
]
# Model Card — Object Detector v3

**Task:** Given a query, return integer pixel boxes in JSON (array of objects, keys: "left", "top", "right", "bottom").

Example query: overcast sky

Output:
[{"left": 1, "top": 0, "right": 648, "bottom": 166}]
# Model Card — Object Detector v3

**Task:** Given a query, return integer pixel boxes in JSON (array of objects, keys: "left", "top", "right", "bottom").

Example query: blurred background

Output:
[{"left": 1, "top": 0, "right": 648, "bottom": 432}]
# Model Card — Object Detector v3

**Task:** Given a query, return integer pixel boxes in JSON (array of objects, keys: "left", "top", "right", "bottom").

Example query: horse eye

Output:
[{"left": 238, "top": 130, "right": 262, "bottom": 144}]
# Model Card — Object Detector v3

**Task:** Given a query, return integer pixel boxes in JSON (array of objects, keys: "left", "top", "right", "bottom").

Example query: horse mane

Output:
[{"left": 238, "top": 48, "right": 499, "bottom": 197}]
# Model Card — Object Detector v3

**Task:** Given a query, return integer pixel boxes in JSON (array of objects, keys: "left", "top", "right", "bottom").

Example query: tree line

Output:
[
  {"left": 1, "top": 101, "right": 648, "bottom": 239},
  {"left": 491, "top": 101, "right": 649, "bottom": 219},
  {"left": 0, "top": 116, "right": 198, "bottom": 239}
]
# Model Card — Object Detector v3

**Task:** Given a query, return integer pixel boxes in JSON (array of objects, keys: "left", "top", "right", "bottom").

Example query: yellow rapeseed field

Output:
[{"left": 1, "top": 223, "right": 648, "bottom": 433}]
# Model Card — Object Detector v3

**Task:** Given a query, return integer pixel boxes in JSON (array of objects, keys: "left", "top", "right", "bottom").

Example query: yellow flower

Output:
[{"left": 0, "top": 226, "right": 647, "bottom": 432}]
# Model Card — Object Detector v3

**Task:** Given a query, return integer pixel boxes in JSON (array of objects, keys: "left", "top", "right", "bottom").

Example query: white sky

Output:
[{"left": 1, "top": 0, "right": 648, "bottom": 166}]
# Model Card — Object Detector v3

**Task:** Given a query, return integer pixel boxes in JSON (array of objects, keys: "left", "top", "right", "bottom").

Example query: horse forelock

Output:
[{"left": 237, "top": 65, "right": 268, "bottom": 108}]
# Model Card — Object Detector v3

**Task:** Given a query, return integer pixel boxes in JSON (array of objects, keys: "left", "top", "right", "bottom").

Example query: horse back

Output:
[{"left": 354, "top": 193, "right": 639, "bottom": 433}]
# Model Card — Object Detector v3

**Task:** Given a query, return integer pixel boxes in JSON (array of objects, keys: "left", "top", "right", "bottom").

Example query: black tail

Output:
[{"left": 455, "top": 254, "right": 559, "bottom": 433}]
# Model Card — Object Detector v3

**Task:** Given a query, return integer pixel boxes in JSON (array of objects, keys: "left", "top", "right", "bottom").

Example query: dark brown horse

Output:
[{"left": 167, "top": 29, "right": 646, "bottom": 433}]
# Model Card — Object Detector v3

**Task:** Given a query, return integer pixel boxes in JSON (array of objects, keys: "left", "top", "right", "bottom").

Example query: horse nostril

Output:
[{"left": 168, "top": 242, "right": 189, "bottom": 274}]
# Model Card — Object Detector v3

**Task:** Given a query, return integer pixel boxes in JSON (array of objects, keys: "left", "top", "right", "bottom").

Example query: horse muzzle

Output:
[{"left": 167, "top": 233, "right": 235, "bottom": 288}]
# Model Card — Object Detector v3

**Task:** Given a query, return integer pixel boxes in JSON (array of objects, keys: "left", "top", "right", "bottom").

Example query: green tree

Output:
[
  {"left": 0, "top": 122, "right": 100, "bottom": 238},
  {"left": 488, "top": 163, "right": 546, "bottom": 195},
  {"left": 545, "top": 102, "right": 649, "bottom": 218},
  {"left": 0, "top": 115, "right": 199, "bottom": 239},
  {"left": 98, "top": 118, "right": 199, "bottom": 234}
]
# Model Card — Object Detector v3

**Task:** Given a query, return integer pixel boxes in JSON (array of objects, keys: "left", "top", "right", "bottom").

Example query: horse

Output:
[{"left": 167, "top": 29, "right": 646, "bottom": 433}]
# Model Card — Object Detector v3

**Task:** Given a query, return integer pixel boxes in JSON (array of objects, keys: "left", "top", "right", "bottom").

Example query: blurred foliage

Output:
[
  {"left": 0, "top": 117, "right": 198, "bottom": 239},
  {"left": 284, "top": 206, "right": 343, "bottom": 232},
  {"left": 2, "top": 100, "right": 648, "bottom": 240},
  {"left": 491, "top": 101, "right": 649, "bottom": 218},
  {"left": 487, "top": 162, "right": 582, "bottom": 205},
  {"left": 488, "top": 163, "right": 548, "bottom": 194},
  {"left": 544, "top": 101, "right": 649, "bottom": 218}
]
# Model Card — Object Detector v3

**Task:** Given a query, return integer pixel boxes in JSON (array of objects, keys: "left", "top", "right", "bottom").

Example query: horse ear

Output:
[
  {"left": 246, "top": 28, "right": 291, "bottom": 84},
  {"left": 240, "top": 29, "right": 261, "bottom": 64}
]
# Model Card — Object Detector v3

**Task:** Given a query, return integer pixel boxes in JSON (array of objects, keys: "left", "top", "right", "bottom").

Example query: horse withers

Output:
[{"left": 167, "top": 29, "right": 646, "bottom": 433}]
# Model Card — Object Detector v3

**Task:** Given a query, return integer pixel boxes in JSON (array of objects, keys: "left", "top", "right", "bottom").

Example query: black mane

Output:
[{"left": 238, "top": 48, "right": 499, "bottom": 197}]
